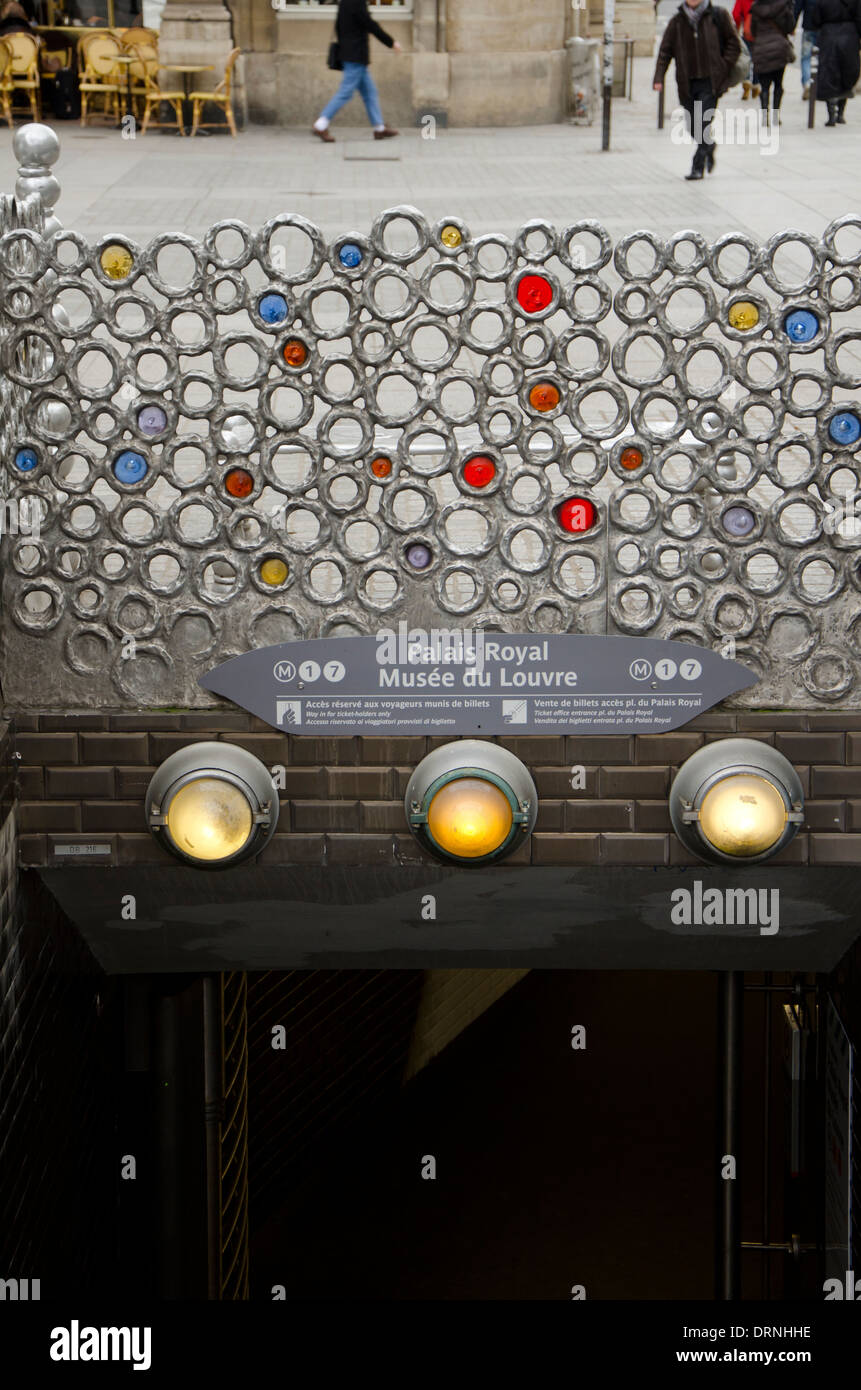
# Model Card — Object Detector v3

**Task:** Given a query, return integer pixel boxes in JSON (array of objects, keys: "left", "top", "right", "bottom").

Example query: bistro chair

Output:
[
  {"left": 0, "top": 40, "right": 13, "bottom": 129},
  {"left": 6, "top": 31, "right": 41, "bottom": 122},
  {"left": 135, "top": 48, "right": 186, "bottom": 136},
  {"left": 189, "top": 46, "right": 239, "bottom": 137},
  {"left": 79, "top": 33, "right": 123, "bottom": 126},
  {"left": 119, "top": 26, "right": 159, "bottom": 51}
]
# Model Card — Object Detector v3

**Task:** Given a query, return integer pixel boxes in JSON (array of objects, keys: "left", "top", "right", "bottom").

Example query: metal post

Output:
[
  {"left": 602, "top": 0, "right": 615, "bottom": 149},
  {"left": 717, "top": 971, "right": 743, "bottom": 1300},
  {"left": 658, "top": 81, "right": 665, "bottom": 129},
  {"left": 808, "top": 50, "right": 817, "bottom": 129},
  {"left": 203, "top": 974, "right": 223, "bottom": 1301}
]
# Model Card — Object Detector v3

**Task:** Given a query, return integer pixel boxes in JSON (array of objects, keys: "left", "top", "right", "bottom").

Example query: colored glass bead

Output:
[{"left": 113, "top": 450, "right": 148, "bottom": 484}]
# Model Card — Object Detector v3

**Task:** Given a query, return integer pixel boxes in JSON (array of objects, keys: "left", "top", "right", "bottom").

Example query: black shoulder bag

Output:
[{"left": 327, "top": 19, "right": 342, "bottom": 71}]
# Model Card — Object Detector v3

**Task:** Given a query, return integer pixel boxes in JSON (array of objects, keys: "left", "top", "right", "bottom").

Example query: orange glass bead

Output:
[
  {"left": 620, "top": 447, "right": 643, "bottom": 471},
  {"left": 528, "top": 382, "right": 560, "bottom": 412},
  {"left": 283, "top": 338, "right": 308, "bottom": 367},
  {"left": 370, "top": 456, "right": 393, "bottom": 479},
  {"left": 225, "top": 468, "right": 254, "bottom": 499}
]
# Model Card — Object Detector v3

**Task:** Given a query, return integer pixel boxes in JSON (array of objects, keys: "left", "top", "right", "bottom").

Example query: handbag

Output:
[
  {"left": 327, "top": 21, "right": 342, "bottom": 71},
  {"left": 726, "top": 51, "right": 750, "bottom": 86}
]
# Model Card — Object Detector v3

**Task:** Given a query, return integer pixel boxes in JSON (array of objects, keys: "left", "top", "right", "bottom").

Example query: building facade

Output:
[{"left": 157, "top": 0, "right": 655, "bottom": 128}]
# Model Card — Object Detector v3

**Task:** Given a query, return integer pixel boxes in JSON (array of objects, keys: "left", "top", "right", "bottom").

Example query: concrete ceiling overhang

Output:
[{"left": 35, "top": 864, "right": 861, "bottom": 974}]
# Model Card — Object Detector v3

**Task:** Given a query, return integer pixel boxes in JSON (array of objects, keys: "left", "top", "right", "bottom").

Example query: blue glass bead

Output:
[
  {"left": 258, "top": 293, "right": 289, "bottom": 325},
  {"left": 14, "top": 447, "right": 38, "bottom": 471},
  {"left": 339, "top": 242, "right": 363, "bottom": 269},
  {"left": 784, "top": 310, "right": 819, "bottom": 343},
  {"left": 113, "top": 450, "right": 148, "bottom": 484},
  {"left": 829, "top": 412, "right": 861, "bottom": 446}
]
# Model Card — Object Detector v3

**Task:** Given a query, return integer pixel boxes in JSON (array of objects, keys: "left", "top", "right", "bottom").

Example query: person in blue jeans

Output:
[
  {"left": 313, "top": 0, "right": 402, "bottom": 142},
  {"left": 794, "top": 0, "right": 819, "bottom": 95}
]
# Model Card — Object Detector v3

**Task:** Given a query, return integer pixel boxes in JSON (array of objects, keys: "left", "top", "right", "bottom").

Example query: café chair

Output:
[
  {"left": 135, "top": 49, "right": 186, "bottom": 135},
  {"left": 79, "top": 33, "right": 122, "bottom": 126},
  {"left": 189, "top": 46, "right": 239, "bottom": 137},
  {"left": 0, "top": 40, "right": 13, "bottom": 129},
  {"left": 6, "top": 31, "right": 41, "bottom": 123}
]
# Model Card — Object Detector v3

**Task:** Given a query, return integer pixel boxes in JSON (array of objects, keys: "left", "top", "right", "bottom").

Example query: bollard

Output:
[
  {"left": 12, "top": 122, "right": 61, "bottom": 233},
  {"left": 657, "top": 82, "right": 665, "bottom": 129},
  {"left": 807, "top": 51, "right": 817, "bottom": 129}
]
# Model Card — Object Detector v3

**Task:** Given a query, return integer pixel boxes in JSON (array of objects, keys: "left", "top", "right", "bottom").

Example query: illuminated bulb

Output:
[
  {"left": 728, "top": 301, "right": 759, "bottom": 331},
  {"left": 165, "top": 777, "right": 253, "bottom": 862},
  {"left": 698, "top": 774, "right": 787, "bottom": 858},
  {"left": 426, "top": 777, "right": 513, "bottom": 859},
  {"left": 260, "top": 557, "right": 288, "bottom": 586}
]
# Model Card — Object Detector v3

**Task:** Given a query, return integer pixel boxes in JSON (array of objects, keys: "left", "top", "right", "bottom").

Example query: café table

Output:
[{"left": 160, "top": 63, "right": 214, "bottom": 135}]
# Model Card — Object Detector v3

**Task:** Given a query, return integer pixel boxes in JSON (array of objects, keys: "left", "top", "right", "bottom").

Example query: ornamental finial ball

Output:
[{"left": 13, "top": 123, "right": 60, "bottom": 170}]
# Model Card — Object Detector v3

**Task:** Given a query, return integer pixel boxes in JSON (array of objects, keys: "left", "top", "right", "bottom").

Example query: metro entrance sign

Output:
[{"left": 200, "top": 633, "right": 755, "bottom": 737}]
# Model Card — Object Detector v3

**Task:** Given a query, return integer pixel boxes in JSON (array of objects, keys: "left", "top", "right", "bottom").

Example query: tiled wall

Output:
[{"left": 10, "top": 707, "right": 861, "bottom": 867}]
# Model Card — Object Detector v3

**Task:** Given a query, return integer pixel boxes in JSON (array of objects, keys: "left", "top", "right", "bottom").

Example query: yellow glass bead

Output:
[
  {"left": 100, "top": 244, "right": 134, "bottom": 281},
  {"left": 440, "top": 224, "right": 462, "bottom": 249},
  {"left": 260, "top": 558, "right": 288, "bottom": 586},
  {"left": 728, "top": 300, "right": 759, "bottom": 331}
]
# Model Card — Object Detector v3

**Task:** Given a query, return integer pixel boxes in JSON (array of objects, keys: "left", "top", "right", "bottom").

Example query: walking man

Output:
[
  {"left": 312, "top": 0, "right": 402, "bottom": 143},
  {"left": 653, "top": 0, "right": 741, "bottom": 180}
]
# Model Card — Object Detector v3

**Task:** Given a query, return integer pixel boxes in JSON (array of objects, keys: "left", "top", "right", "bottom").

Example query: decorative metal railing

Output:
[{"left": 2, "top": 127, "right": 861, "bottom": 708}]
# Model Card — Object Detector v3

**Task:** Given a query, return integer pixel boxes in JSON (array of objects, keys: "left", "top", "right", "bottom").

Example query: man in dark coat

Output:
[
  {"left": 313, "top": 0, "right": 402, "bottom": 143},
  {"left": 653, "top": 0, "right": 742, "bottom": 179},
  {"left": 749, "top": 0, "right": 796, "bottom": 122},
  {"left": 811, "top": 0, "right": 861, "bottom": 123}
]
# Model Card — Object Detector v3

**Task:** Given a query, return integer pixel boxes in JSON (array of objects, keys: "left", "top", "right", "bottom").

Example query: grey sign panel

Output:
[{"left": 200, "top": 633, "right": 755, "bottom": 736}]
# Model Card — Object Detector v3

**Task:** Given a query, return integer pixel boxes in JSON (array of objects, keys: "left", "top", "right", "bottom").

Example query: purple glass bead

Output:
[
  {"left": 722, "top": 505, "right": 756, "bottom": 537},
  {"left": 137, "top": 404, "right": 167, "bottom": 436},
  {"left": 406, "top": 542, "right": 432, "bottom": 569}
]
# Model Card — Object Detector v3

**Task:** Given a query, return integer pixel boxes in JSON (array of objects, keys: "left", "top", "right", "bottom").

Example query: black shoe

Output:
[
  {"left": 826, "top": 101, "right": 838, "bottom": 125},
  {"left": 837, "top": 99, "right": 847, "bottom": 123},
  {"left": 684, "top": 167, "right": 705, "bottom": 180}
]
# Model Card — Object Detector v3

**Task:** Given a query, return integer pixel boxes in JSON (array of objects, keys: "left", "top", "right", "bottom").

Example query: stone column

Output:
[{"left": 158, "top": 0, "right": 245, "bottom": 117}]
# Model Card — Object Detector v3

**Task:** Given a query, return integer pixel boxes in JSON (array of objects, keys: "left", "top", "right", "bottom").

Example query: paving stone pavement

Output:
[{"left": 0, "top": 56, "right": 857, "bottom": 244}]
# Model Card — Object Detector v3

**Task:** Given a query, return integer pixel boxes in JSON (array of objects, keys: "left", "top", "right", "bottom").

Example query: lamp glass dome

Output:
[
  {"left": 698, "top": 773, "right": 787, "bottom": 858},
  {"left": 165, "top": 776, "right": 253, "bottom": 863},
  {"left": 426, "top": 776, "right": 513, "bottom": 860}
]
